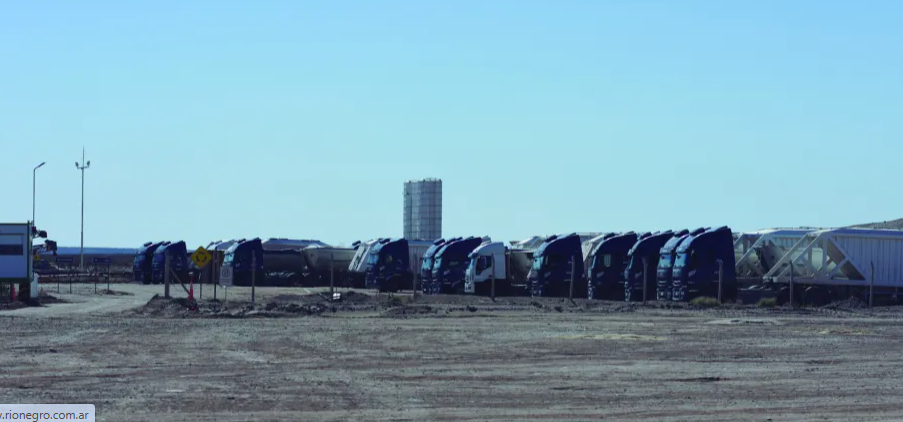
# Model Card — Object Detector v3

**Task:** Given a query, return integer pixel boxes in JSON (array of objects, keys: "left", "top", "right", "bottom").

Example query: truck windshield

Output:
[
  {"left": 658, "top": 254, "right": 673, "bottom": 269},
  {"left": 532, "top": 256, "right": 543, "bottom": 270},
  {"left": 434, "top": 258, "right": 443, "bottom": 270},
  {"left": 674, "top": 253, "right": 688, "bottom": 268},
  {"left": 367, "top": 253, "right": 379, "bottom": 265},
  {"left": 422, "top": 257, "right": 433, "bottom": 271},
  {"left": 224, "top": 253, "right": 234, "bottom": 265}
]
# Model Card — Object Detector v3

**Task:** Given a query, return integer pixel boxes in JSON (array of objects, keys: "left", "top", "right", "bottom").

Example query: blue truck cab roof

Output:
[
  {"left": 628, "top": 231, "right": 675, "bottom": 256},
  {"left": 422, "top": 238, "right": 447, "bottom": 259},
  {"left": 535, "top": 233, "right": 582, "bottom": 257},
  {"left": 659, "top": 229, "right": 691, "bottom": 255},
  {"left": 592, "top": 232, "right": 639, "bottom": 256},
  {"left": 677, "top": 226, "right": 731, "bottom": 254},
  {"left": 435, "top": 237, "right": 483, "bottom": 261}
]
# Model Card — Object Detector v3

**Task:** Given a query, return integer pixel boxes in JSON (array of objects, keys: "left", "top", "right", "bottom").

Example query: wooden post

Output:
[
  {"left": 569, "top": 257, "right": 575, "bottom": 301},
  {"left": 870, "top": 261, "right": 875, "bottom": 307},
  {"left": 789, "top": 261, "right": 794, "bottom": 309},
  {"left": 330, "top": 253, "right": 335, "bottom": 296},
  {"left": 642, "top": 257, "right": 648, "bottom": 305},
  {"left": 251, "top": 253, "right": 257, "bottom": 304},
  {"left": 164, "top": 253, "right": 171, "bottom": 299},
  {"left": 491, "top": 254, "right": 496, "bottom": 300}
]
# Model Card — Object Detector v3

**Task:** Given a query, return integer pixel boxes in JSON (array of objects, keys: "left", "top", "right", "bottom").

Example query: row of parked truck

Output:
[{"left": 134, "top": 226, "right": 903, "bottom": 305}]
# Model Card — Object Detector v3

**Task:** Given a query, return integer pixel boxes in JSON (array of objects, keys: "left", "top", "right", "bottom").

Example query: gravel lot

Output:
[{"left": 3, "top": 284, "right": 903, "bottom": 421}]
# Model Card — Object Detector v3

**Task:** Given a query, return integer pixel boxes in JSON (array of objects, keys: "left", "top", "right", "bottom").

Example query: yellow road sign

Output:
[{"left": 191, "top": 246, "right": 212, "bottom": 269}]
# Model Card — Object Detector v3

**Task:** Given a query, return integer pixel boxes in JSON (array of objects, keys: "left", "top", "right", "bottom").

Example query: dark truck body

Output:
[
  {"left": 430, "top": 236, "right": 485, "bottom": 294},
  {"left": 223, "top": 238, "right": 312, "bottom": 286},
  {"left": 656, "top": 228, "right": 707, "bottom": 300},
  {"left": 300, "top": 245, "right": 356, "bottom": 287},
  {"left": 587, "top": 232, "right": 638, "bottom": 300},
  {"left": 133, "top": 241, "right": 164, "bottom": 284},
  {"left": 528, "top": 233, "right": 586, "bottom": 298},
  {"left": 151, "top": 241, "right": 189, "bottom": 285},
  {"left": 365, "top": 238, "right": 413, "bottom": 292},
  {"left": 623, "top": 231, "right": 675, "bottom": 301},
  {"left": 420, "top": 238, "right": 450, "bottom": 293},
  {"left": 672, "top": 226, "right": 737, "bottom": 302}
]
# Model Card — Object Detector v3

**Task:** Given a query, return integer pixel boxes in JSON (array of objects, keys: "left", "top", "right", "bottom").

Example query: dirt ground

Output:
[{"left": 3, "top": 284, "right": 903, "bottom": 421}]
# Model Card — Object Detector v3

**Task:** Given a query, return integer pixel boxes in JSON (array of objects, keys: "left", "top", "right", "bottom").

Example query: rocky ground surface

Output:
[{"left": 3, "top": 284, "right": 903, "bottom": 421}]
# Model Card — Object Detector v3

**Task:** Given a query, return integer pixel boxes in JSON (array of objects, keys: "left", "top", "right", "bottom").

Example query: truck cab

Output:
[
  {"left": 528, "top": 233, "right": 586, "bottom": 297},
  {"left": 365, "top": 238, "right": 412, "bottom": 292},
  {"left": 656, "top": 228, "right": 705, "bottom": 300},
  {"left": 672, "top": 226, "right": 737, "bottom": 302},
  {"left": 430, "top": 236, "right": 485, "bottom": 294},
  {"left": 420, "top": 238, "right": 449, "bottom": 293},
  {"left": 623, "top": 231, "right": 674, "bottom": 301},
  {"left": 587, "top": 232, "right": 638, "bottom": 300},
  {"left": 151, "top": 241, "right": 189, "bottom": 285},
  {"left": 222, "top": 238, "right": 264, "bottom": 286},
  {"left": 133, "top": 241, "right": 164, "bottom": 284}
]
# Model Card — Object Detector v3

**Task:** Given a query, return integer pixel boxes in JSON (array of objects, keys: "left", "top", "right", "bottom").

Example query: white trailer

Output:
[
  {"left": 734, "top": 228, "right": 815, "bottom": 281},
  {"left": 755, "top": 228, "right": 903, "bottom": 305}
]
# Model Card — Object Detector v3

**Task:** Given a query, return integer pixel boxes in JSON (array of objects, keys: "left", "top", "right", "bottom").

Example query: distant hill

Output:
[{"left": 849, "top": 218, "right": 903, "bottom": 230}]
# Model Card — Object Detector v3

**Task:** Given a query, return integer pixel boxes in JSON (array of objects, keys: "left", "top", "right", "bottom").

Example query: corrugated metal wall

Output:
[{"left": 403, "top": 179, "right": 442, "bottom": 241}]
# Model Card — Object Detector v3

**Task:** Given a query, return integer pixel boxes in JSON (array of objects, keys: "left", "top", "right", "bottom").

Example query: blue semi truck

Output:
[
  {"left": 420, "top": 238, "right": 450, "bottom": 292},
  {"left": 656, "top": 228, "right": 706, "bottom": 300},
  {"left": 528, "top": 233, "right": 586, "bottom": 297},
  {"left": 623, "top": 231, "right": 675, "bottom": 301},
  {"left": 364, "top": 238, "right": 414, "bottom": 292},
  {"left": 220, "top": 238, "right": 327, "bottom": 286},
  {"left": 586, "top": 232, "right": 639, "bottom": 300},
  {"left": 429, "top": 236, "right": 486, "bottom": 294},
  {"left": 150, "top": 241, "right": 189, "bottom": 285},
  {"left": 133, "top": 241, "right": 165, "bottom": 284},
  {"left": 672, "top": 226, "right": 737, "bottom": 302}
]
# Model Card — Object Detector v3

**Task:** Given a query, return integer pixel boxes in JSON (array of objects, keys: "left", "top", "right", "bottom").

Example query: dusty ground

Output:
[{"left": 3, "top": 284, "right": 903, "bottom": 421}]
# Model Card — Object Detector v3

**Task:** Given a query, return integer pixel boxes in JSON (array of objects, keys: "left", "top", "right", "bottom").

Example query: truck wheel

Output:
[
  {"left": 624, "top": 283, "right": 639, "bottom": 302},
  {"left": 587, "top": 283, "right": 598, "bottom": 300}
]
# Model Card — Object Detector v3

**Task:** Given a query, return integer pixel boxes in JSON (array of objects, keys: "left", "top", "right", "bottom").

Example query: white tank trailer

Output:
[{"left": 741, "top": 228, "right": 903, "bottom": 306}]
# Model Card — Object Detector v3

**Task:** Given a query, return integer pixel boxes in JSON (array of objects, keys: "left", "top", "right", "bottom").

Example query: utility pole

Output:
[
  {"left": 75, "top": 148, "right": 91, "bottom": 270},
  {"left": 33, "top": 162, "right": 45, "bottom": 225}
]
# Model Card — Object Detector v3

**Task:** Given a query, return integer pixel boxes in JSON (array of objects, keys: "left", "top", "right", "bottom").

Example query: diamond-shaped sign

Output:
[{"left": 191, "top": 246, "right": 212, "bottom": 269}]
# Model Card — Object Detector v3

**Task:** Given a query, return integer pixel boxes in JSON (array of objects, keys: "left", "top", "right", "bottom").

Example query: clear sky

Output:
[{"left": 1, "top": 0, "right": 901, "bottom": 249}]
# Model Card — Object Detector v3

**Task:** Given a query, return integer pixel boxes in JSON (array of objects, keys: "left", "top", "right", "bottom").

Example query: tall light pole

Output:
[
  {"left": 76, "top": 148, "right": 91, "bottom": 270},
  {"left": 33, "top": 162, "right": 45, "bottom": 224}
]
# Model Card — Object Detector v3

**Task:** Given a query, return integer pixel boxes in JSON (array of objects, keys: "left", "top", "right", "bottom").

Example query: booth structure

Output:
[{"left": 0, "top": 222, "right": 37, "bottom": 301}]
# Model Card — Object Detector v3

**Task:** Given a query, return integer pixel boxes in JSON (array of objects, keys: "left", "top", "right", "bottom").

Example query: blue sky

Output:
[{"left": 2, "top": 0, "right": 901, "bottom": 248}]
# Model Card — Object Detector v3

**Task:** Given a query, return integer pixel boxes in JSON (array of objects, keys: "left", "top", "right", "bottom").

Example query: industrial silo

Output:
[{"left": 403, "top": 178, "right": 442, "bottom": 241}]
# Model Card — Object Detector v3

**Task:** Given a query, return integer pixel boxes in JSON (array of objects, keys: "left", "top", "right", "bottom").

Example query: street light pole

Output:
[
  {"left": 33, "top": 162, "right": 45, "bottom": 225},
  {"left": 76, "top": 148, "right": 91, "bottom": 270}
]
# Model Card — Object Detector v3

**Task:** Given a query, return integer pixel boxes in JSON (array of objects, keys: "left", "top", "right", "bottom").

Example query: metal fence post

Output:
[
  {"left": 330, "top": 253, "right": 335, "bottom": 296},
  {"left": 642, "top": 257, "right": 648, "bottom": 305}
]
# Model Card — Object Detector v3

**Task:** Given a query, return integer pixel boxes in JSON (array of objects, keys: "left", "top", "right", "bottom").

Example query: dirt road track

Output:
[{"left": 4, "top": 285, "right": 903, "bottom": 421}]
